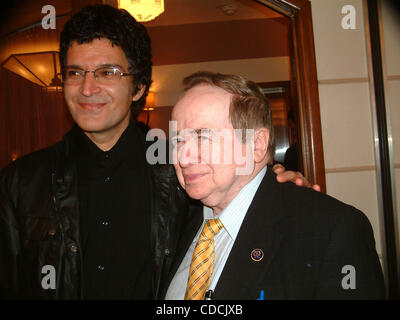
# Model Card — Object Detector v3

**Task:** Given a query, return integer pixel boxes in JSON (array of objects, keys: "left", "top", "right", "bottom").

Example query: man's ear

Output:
[
  {"left": 132, "top": 85, "right": 146, "bottom": 102},
  {"left": 254, "top": 128, "right": 269, "bottom": 163}
]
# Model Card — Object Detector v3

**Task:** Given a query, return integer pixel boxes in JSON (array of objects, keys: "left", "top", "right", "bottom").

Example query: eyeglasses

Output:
[{"left": 63, "top": 66, "right": 133, "bottom": 84}]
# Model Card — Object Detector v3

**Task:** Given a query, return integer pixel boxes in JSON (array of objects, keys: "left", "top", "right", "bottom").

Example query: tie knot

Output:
[{"left": 201, "top": 218, "right": 223, "bottom": 240}]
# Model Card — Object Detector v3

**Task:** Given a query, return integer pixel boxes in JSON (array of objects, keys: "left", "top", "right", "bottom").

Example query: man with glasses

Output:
[
  {"left": 0, "top": 5, "right": 159, "bottom": 300},
  {"left": 0, "top": 4, "right": 315, "bottom": 299}
]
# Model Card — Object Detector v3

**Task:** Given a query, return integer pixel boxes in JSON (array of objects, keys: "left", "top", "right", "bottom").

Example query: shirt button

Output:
[
  {"left": 97, "top": 265, "right": 105, "bottom": 271},
  {"left": 102, "top": 221, "right": 109, "bottom": 227},
  {"left": 105, "top": 153, "right": 110, "bottom": 159},
  {"left": 104, "top": 176, "right": 111, "bottom": 182}
]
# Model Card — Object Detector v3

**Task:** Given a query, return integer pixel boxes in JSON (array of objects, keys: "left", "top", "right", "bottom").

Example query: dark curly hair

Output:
[{"left": 59, "top": 4, "right": 152, "bottom": 118}]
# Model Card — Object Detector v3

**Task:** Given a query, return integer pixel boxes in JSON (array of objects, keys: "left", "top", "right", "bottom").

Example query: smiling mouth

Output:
[
  {"left": 183, "top": 173, "right": 208, "bottom": 185},
  {"left": 79, "top": 102, "right": 107, "bottom": 111}
]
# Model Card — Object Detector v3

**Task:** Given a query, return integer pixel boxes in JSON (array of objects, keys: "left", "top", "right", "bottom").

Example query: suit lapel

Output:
[{"left": 213, "top": 170, "right": 286, "bottom": 300}]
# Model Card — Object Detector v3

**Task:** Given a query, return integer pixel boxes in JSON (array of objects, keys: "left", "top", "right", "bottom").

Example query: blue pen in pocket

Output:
[{"left": 257, "top": 290, "right": 265, "bottom": 300}]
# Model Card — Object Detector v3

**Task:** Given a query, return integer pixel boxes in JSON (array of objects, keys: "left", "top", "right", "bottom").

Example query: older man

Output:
[{"left": 162, "top": 71, "right": 385, "bottom": 300}]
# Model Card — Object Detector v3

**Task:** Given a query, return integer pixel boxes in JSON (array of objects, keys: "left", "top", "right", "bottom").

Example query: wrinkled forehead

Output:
[{"left": 172, "top": 84, "right": 232, "bottom": 131}]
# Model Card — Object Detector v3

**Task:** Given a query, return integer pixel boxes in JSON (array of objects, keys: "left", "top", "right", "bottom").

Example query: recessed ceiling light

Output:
[{"left": 219, "top": 4, "right": 237, "bottom": 16}]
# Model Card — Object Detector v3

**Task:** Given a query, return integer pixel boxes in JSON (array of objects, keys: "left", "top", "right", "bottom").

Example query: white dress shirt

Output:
[{"left": 165, "top": 167, "right": 267, "bottom": 300}]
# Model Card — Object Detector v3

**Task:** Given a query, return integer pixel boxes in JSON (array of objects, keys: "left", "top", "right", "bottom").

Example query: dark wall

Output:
[{"left": 0, "top": 67, "right": 73, "bottom": 170}]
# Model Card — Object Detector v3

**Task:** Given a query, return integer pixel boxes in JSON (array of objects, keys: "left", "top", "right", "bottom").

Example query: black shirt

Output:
[{"left": 72, "top": 123, "right": 152, "bottom": 299}]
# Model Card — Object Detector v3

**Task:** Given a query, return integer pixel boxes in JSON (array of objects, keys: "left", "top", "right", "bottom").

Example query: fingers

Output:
[
  {"left": 273, "top": 165, "right": 321, "bottom": 192},
  {"left": 276, "top": 170, "right": 301, "bottom": 184},
  {"left": 272, "top": 163, "right": 285, "bottom": 175},
  {"left": 275, "top": 169, "right": 312, "bottom": 188},
  {"left": 295, "top": 173, "right": 311, "bottom": 187},
  {"left": 295, "top": 177, "right": 304, "bottom": 186},
  {"left": 312, "top": 184, "right": 321, "bottom": 192}
]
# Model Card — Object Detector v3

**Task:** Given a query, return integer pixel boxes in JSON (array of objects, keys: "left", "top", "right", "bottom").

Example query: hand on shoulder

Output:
[{"left": 272, "top": 163, "right": 321, "bottom": 192}]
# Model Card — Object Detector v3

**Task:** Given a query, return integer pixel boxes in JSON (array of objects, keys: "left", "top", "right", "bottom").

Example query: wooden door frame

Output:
[{"left": 255, "top": 0, "right": 326, "bottom": 192}]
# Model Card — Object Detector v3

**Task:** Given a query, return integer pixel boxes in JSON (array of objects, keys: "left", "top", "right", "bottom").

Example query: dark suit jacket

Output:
[{"left": 160, "top": 169, "right": 385, "bottom": 299}]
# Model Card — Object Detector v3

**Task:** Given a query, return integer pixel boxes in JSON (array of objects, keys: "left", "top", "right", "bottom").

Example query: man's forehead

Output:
[
  {"left": 66, "top": 38, "right": 129, "bottom": 68},
  {"left": 172, "top": 84, "right": 231, "bottom": 119},
  {"left": 184, "top": 84, "right": 231, "bottom": 101}
]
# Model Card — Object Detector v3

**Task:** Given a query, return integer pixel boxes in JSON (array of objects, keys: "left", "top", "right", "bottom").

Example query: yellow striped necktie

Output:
[{"left": 184, "top": 218, "right": 223, "bottom": 300}]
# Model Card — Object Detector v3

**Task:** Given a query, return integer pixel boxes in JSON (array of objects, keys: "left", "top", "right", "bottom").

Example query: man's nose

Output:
[
  {"left": 79, "top": 72, "right": 101, "bottom": 96},
  {"left": 178, "top": 140, "right": 200, "bottom": 167}
]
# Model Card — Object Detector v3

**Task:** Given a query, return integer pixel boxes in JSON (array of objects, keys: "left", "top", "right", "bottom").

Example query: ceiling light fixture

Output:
[
  {"left": 220, "top": 4, "right": 237, "bottom": 16},
  {"left": 1, "top": 51, "right": 62, "bottom": 91},
  {"left": 118, "top": 0, "right": 164, "bottom": 22}
]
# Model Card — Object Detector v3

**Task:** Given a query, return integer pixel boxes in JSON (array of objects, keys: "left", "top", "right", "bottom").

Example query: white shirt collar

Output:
[{"left": 203, "top": 166, "right": 267, "bottom": 241}]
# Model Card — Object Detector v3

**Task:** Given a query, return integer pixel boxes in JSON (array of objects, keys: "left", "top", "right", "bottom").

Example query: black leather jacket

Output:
[{"left": 0, "top": 127, "right": 189, "bottom": 299}]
